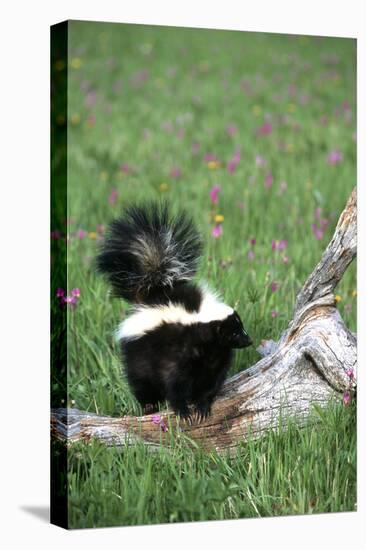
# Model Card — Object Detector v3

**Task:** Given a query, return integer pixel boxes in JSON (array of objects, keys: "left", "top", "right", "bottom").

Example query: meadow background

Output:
[{"left": 51, "top": 21, "right": 356, "bottom": 528}]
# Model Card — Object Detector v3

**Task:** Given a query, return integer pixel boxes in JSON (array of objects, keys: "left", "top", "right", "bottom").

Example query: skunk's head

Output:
[{"left": 216, "top": 311, "right": 252, "bottom": 349}]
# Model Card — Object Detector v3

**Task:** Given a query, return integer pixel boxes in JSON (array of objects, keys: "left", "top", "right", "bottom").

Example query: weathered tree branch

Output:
[{"left": 51, "top": 188, "right": 357, "bottom": 453}]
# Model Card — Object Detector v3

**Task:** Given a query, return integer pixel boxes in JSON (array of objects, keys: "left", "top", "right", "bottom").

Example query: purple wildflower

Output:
[
  {"left": 247, "top": 250, "right": 255, "bottom": 261},
  {"left": 56, "top": 288, "right": 65, "bottom": 298}
]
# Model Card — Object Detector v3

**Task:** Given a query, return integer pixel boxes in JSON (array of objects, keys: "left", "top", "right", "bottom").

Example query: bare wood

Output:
[{"left": 51, "top": 188, "right": 357, "bottom": 453}]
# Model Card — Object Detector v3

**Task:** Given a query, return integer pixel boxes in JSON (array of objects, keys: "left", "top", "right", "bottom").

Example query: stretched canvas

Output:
[{"left": 51, "top": 20, "right": 357, "bottom": 529}]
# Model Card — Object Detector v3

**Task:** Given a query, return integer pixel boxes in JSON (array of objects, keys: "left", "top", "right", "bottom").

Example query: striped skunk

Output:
[{"left": 96, "top": 203, "right": 252, "bottom": 423}]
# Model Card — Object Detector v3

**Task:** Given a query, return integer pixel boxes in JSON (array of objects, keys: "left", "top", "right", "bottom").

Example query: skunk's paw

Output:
[
  {"left": 176, "top": 407, "right": 194, "bottom": 426},
  {"left": 194, "top": 403, "right": 211, "bottom": 424}
]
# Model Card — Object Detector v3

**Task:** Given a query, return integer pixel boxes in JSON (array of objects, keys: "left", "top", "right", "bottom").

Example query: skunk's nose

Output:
[{"left": 235, "top": 331, "right": 252, "bottom": 349}]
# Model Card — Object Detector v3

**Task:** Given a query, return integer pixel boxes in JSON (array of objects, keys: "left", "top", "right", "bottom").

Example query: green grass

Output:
[
  {"left": 67, "top": 400, "right": 356, "bottom": 528},
  {"left": 51, "top": 21, "right": 356, "bottom": 528}
]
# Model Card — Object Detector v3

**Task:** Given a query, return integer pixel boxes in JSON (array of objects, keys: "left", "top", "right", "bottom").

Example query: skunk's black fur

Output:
[
  {"left": 96, "top": 203, "right": 202, "bottom": 305},
  {"left": 97, "top": 202, "right": 252, "bottom": 422}
]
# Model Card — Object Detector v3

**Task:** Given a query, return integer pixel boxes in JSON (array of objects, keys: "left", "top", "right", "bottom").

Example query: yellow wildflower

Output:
[
  {"left": 159, "top": 182, "right": 169, "bottom": 192},
  {"left": 214, "top": 214, "right": 224, "bottom": 223},
  {"left": 335, "top": 295, "right": 342, "bottom": 303},
  {"left": 89, "top": 232, "right": 97, "bottom": 239},
  {"left": 207, "top": 160, "right": 220, "bottom": 170},
  {"left": 287, "top": 103, "right": 296, "bottom": 113},
  {"left": 352, "top": 290, "right": 357, "bottom": 298},
  {"left": 252, "top": 105, "right": 262, "bottom": 116},
  {"left": 70, "top": 113, "right": 81, "bottom": 125},
  {"left": 70, "top": 57, "right": 82, "bottom": 69}
]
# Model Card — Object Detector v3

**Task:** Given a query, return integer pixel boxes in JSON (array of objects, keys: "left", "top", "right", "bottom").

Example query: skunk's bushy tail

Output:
[{"left": 96, "top": 202, "right": 202, "bottom": 303}]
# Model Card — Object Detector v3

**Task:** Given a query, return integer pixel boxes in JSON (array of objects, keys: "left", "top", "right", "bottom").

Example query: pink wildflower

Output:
[
  {"left": 204, "top": 153, "right": 218, "bottom": 162},
  {"left": 56, "top": 288, "right": 65, "bottom": 298},
  {"left": 209, "top": 185, "right": 221, "bottom": 204},
  {"left": 120, "top": 163, "right": 131, "bottom": 174},
  {"left": 327, "top": 150, "right": 343, "bottom": 165},
  {"left": 271, "top": 310, "right": 279, "bottom": 318},
  {"left": 191, "top": 142, "right": 200, "bottom": 154},
  {"left": 271, "top": 281, "right": 279, "bottom": 292},
  {"left": 108, "top": 189, "right": 119, "bottom": 205},
  {"left": 264, "top": 173, "right": 273, "bottom": 188},
  {"left": 247, "top": 250, "right": 255, "bottom": 261},
  {"left": 152, "top": 414, "right": 161, "bottom": 425},
  {"left": 76, "top": 229, "right": 88, "bottom": 239},
  {"left": 227, "top": 150, "right": 241, "bottom": 173},
  {"left": 256, "top": 122, "right": 273, "bottom": 137},
  {"left": 346, "top": 368, "right": 354, "bottom": 380},
  {"left": 227, "top": 159, "right": 237, "bottom": 173},
  {"left": 71, "top": 288, "right": 81, "bottom": 298},
  {"left": 170, "top": 167, "right": 182, "bottom": 179},
  {"left": 212, "top": 225, "right": 223, "bottom": 238},
  {"left": 343, "top": 391, "right": 351, "bottom": 406},
  {"left": 255, "top": 155, "right": 267, "bottom": 167},
  {"left": 272, "top": 239, "right": 288, "bottom": 251},
  {"left": 226, "top": 124, "right": 237, "bottom": 137}
]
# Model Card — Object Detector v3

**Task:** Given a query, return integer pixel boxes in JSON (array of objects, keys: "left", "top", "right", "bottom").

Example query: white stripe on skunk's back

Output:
[{"left": 116, "top": 287, "right": 233, "bottom": 341}]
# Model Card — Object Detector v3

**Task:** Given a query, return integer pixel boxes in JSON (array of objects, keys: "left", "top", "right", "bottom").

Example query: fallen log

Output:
[{"left": 51, "top": 188, "right": 357, "bottom": 453}]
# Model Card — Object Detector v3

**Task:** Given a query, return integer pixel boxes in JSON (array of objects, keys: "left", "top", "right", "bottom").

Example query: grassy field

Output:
[{"left": 52, "top": 21, "right": 356, "bottom": 528}]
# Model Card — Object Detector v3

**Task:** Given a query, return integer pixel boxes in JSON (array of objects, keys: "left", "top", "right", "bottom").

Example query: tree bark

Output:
[{"left": 51, "top": 188, "right": 357, "bottom": 453}]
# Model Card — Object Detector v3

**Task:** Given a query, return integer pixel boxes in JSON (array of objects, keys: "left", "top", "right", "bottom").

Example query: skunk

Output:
[{"left": 96, "top": 203, "right": 252, "bottom": 423}]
